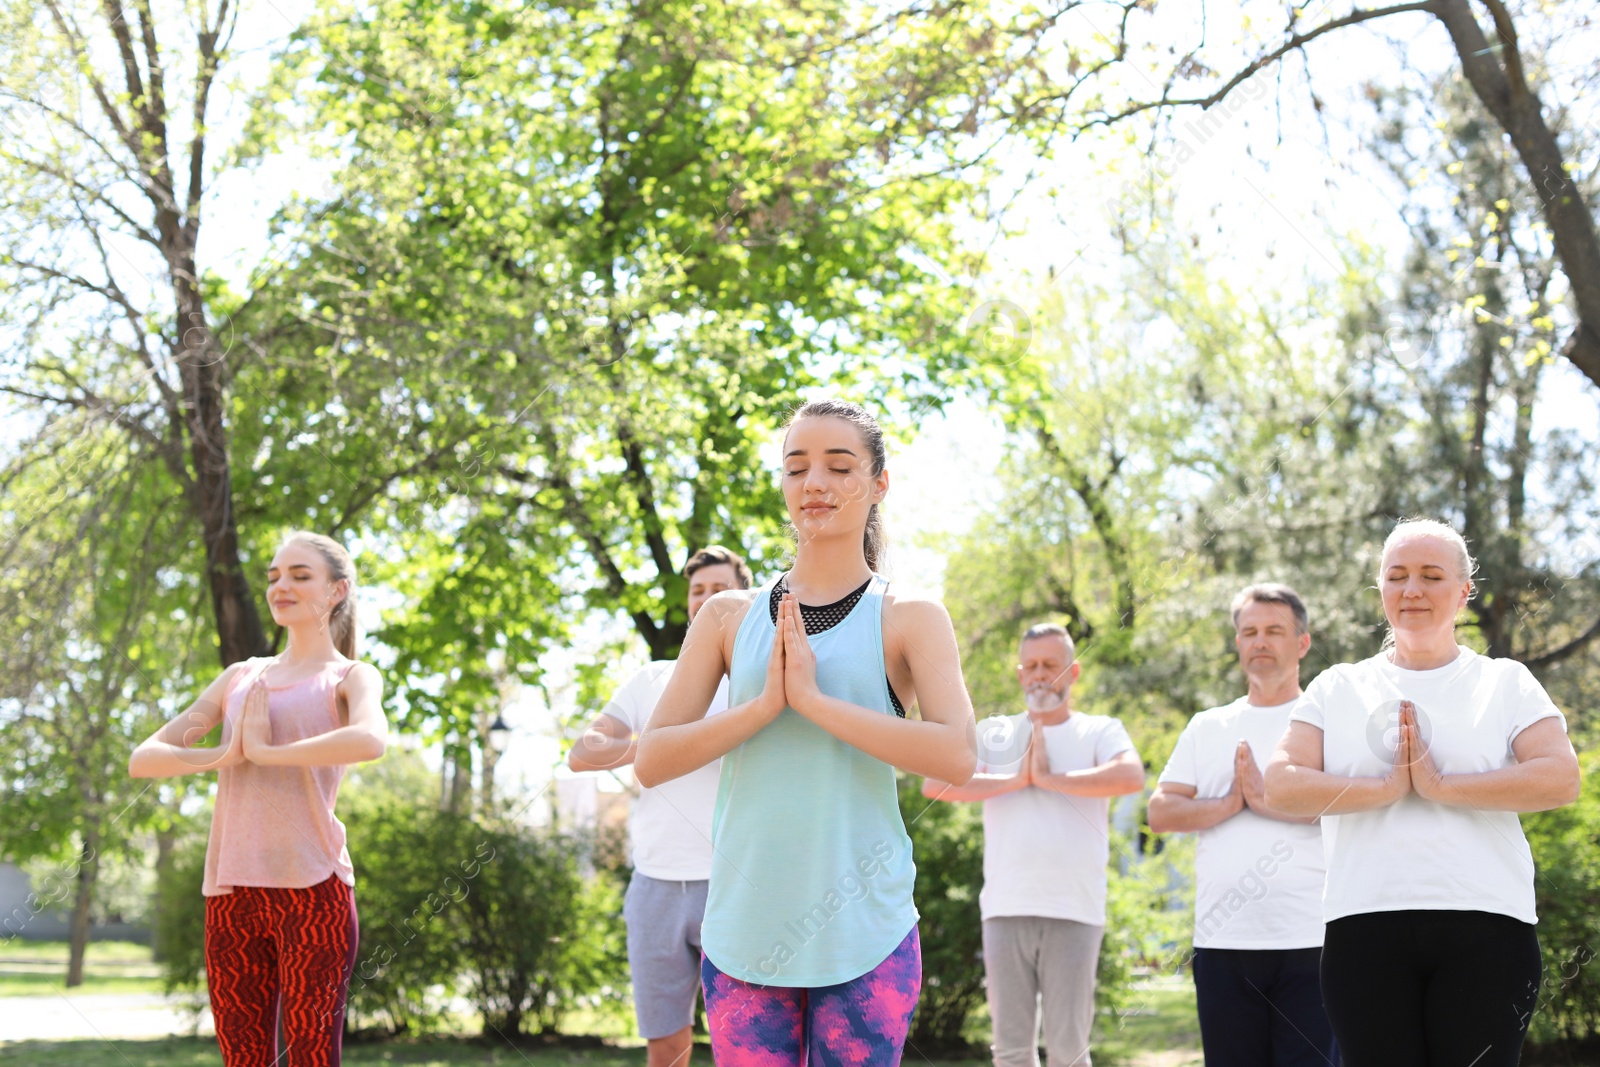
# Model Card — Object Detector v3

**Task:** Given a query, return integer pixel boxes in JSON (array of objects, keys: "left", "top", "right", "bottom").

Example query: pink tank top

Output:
[{"left": 202, "top": 656, "right": 359, "bottom": 896}]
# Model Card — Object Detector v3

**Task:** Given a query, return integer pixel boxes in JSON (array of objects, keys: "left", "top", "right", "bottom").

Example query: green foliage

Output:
[
  {"left": 457, "top": 822, "right": 628, "bottom": 1037},
  {"left": 1523, "top": 753, "right": 1600, "bottom": 1051},
  {"left": 156, "top": 754, "right": 627, "bottom": 1038},
  {"left": 234, "top": 0, "right": 1011, "bottom": 739},
  {"left": 154, "top": 827, "right": 209, "bottom": 999},
  {"left": 899, "top": 776, "right": 986, "bottom": 1052},
  {"left": 1098, "top": 831, "right": 1194, "bottom": 1023}
]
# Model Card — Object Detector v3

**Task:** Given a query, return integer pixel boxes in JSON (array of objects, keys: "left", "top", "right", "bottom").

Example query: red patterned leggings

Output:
[{"left": 204, "top": 875, "right": 359, "bottom": 1067}]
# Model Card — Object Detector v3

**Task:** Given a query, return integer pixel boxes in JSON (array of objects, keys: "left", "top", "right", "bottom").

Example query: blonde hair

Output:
[
  {"left": 282, "top": 531, "right": 359, "bottom": 659},
  {"left": 1376, "top": 518, "right": 1476, "bottom": 649}
]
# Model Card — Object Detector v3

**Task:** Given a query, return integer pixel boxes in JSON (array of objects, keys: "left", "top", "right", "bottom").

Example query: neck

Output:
[
  {"left": 280, "top": 624, "right": 340, "bottom": 664},
  {"left": 787, "top": 539, "right": 873, "bottom": 603},
  {"left": 1245, "top": 673, "right": 1302, "bottom": 707},
  {"left": 1388, "top": 634, "right": 1460, "bottom": 671}
]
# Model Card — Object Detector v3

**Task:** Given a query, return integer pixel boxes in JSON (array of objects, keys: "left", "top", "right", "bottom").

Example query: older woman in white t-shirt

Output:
[{"left": 1265, "top": 518, "right": 1580, "bottom": 1067}]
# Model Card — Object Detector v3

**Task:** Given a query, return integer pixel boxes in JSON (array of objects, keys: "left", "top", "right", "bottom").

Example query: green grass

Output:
[
  {"left": 1094, "top": 982, "right": 1203, "bottom": 1066},
  {"left": 0, "top": 976, "right": 1203, "bottom": 1067},
  {"left": 0, "top": 939, "right": 169, "bottom": 997},
  {"left": 0, "top": 1037, "right": 657, "bottom": 1067},
  {"left": 0, "top": 940, "right": 155, "bottom": 963}
]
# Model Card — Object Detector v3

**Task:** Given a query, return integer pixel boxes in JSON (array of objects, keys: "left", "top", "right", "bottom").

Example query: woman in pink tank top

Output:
[{"left": 131, "top": 531, "right": 387, "bottom": 1067}]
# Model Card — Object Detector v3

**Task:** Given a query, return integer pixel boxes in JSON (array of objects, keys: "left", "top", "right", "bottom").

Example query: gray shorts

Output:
[{"left": 623, "top": 871, "right": 709, "bottom": 1039}]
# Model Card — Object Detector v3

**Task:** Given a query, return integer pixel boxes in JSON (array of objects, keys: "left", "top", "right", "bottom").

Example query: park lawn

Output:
[
  {"left": 0, "top": 940, "right": 169, "bottom": 997},
  {"left": 0, "top": 1037, "right": 659, "bottom": 1066},
  {"left": 1, "top": 940, "right": 155, "bottom": 963},
  {"left": 1093, "top": 982, "right": 1203, "bottom": 1066},
  {"left": 0, "top": 979, "right": 1201, "bottom": 1067}
]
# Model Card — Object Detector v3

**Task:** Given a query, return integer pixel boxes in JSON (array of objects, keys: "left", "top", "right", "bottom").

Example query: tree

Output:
[
  {"left": 0, "top": 424, "right": 187, "bottom": 985},
  {"left": 1, "top": 0, "right": 266, "bottom": 665},
  {"left": 1362, "top": 68, "right": 1600, "bottom": 669},
  {"left": 1007, "top": 0, "right": 1600, "bottom": 394},
  {"left": 245, "top": 0, "right": 1009, "bottom": 752}
]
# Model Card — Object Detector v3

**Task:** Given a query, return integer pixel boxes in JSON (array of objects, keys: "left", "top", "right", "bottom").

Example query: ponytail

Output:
[{"left": 864, "top": 502, "right": 885, "bottom": 573}]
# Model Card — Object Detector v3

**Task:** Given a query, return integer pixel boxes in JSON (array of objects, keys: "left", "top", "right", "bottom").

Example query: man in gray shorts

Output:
[{"left": 567, "top": 546, "right": 751, "bottom": 1067}]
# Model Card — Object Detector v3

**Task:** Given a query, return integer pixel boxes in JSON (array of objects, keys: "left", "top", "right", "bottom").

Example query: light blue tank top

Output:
[{"left": 701, "top": 574, "right": 918, "bottom": 987}]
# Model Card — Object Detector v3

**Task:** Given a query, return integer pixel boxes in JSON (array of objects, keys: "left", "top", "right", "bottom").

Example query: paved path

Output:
[{"left": 0, "top": 990, "right": 213, "bottom": 1042}]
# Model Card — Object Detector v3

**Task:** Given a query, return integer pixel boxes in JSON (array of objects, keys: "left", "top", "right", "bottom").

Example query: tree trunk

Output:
[
  {"left": 149, "top": 821, "right": 176, "bottom": 964},
  {"left": 64, "top": 830, "right": 100, "bottom": 988},
  {"left": 171, "top": 266, "right": 268, "bottom": 667},
  {"left": 1433, "top": 0, "right": 1600, "bottom": 390},
  {"left": 449, "top": 745, "right": 472, "bottom": 815}
]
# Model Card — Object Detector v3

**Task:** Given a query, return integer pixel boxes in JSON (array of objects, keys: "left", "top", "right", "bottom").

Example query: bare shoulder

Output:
[
  {"left": 340, "top": 661, "right": 383, "bottom": 688},
  {"left": 883, "top": 593, "right": 954, "bottom": 634},
  {"left": 701, "top": 587, "right": 762, "bottom": 629},
  {"left": 882, "top": 594, "right": 957, "bottom": 665}
]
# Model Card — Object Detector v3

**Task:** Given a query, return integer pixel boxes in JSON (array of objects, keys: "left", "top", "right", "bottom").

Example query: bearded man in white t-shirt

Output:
[
  {"left": 922, "top": 623, "right": 1145, "bottom": 1067},
  {"left": 567, "top": 545, "right": 750, "bottom": 1067},
  {"left": 1148, "top": 584, "right": 1336, "bottom": 1067}
]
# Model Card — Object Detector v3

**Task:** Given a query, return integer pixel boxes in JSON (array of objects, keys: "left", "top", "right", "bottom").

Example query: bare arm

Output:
[
  {"left": 243, "top": 664, "right": 387, "bottom": 767},
  {"left": 1147, "top": 780, "right": 1244, "bottom": 832},
  {"left": 636, "top": 593, "right": 782, "bottom": 788},
  {"left": 1410, "top": 713, "right": 1580, "bottom": 813},
  {"left": 1235, "top": 741, "right": 1318, "bottom": 824},
  {"left": 1265, "top": 720, "right": 1408, "bottom": 817},
  {"left": 785, "top": 596, "right": 976, "bottom": 785},
  {"left": 1033, "top": 747, "right": 1146, "bottom": 798},
  {"left": 128, "top": 663, "right": 248, "bottom": 778},
  {"left": 922, "top": 772, "right": 1030, "bottom": 802},
  {"left": 567, "top": 711, "right": 635, "bottom": 772}
]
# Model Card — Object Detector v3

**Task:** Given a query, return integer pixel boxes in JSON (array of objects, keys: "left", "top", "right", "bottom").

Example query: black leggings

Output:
[{"left": 1321, "top": 910, "right": 1541, "bottom": 1067}]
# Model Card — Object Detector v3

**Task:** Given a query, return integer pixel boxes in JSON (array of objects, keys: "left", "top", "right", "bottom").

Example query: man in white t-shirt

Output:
[
  {"left": 922, "top": 624, "right": 1145, "bottom": 1067},
  {"left": 1148, "top": 584, "right": 1336, "bottom": 1067},
  {"left": 566, "top": 546, "right": 750, "bottom": 1067}
]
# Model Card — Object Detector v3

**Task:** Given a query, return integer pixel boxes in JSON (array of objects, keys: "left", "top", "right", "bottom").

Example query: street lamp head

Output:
[{"left": 487, "top": 714, "right": 512, "bottom": 754}]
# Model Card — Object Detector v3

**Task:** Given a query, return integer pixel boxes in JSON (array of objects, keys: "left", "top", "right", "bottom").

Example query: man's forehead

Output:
[{"left": 1019, "top": 636, "right": 1070, "bottom": 658}]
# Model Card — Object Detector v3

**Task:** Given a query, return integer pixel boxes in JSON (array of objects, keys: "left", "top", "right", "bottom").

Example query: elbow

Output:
[
  {"left": 634, "top": 746, "right": 660, "bottom": 790},
  {"left": 1556, "top": 769, "right": 1582, "bottom": 808},
  {"left": 1146, "top": 805, "right": 1172, "bottom": 834},
  {"left": 1264, "top": 770, "right": 1312, "bottom": 817},
  {"left": 358, "top": 733, "right": 387, "bottom": 764},
  {"left": 128, "top": 752, "right": 149, "bottom": 779},
  {"left": 947, "top": 754, "right": 977, "bottom": 787},
  {"left": 1263, "top": 766, "right": 1288, "bottom": 809}
]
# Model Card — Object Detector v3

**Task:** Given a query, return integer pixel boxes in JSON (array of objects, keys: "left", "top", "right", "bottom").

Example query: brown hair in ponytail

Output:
[
  {"left": 782, "top": 399, "right": 889, "bottom": 572},
  {"left": 282, "top": 531, "right": 359, "bottom": 659}
]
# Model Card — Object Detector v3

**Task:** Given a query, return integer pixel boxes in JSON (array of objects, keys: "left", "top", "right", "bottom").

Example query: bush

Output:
[
  {"left": 154, "top": 754, "right": 628, "bottom": 1040},
  {"left": 1097, "top": 827, "right": 1194, "bottom": 1028},
  {"left": 455, "top": 819, "right": 627, "bottom": 1036},
  {"left": 1523, "top": 751, "right": 1600, "bottom": 1057},
  {"left": 343, "top": 803, "right": 481, "bottom": 1034},
  {"left": 899, "top": 776, "right": 987, "bottom": 1053},
  {"left": 153, "top": 824, "right": 208, "bottom": 997}
]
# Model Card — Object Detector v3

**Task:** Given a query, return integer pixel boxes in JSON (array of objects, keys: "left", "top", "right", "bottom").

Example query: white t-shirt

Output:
[
  {"left": 976, "top": 710, "right": 1138, "bottom": 925},
  {"left": 1158, "top": 697, "right": 1327, "bottom": 949},
  {"left": 1289, "top": 647, "right": 1565, "bottom": 924},
  {"left": 604, "top": 660, "right": 729, "bottom": 881}
]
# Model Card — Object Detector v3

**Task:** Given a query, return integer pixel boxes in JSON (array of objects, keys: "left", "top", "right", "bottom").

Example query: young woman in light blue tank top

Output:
[{"left": 637, "top": 399, "right": 978, "bottom": 1065}]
